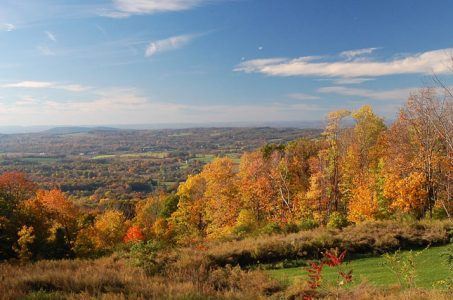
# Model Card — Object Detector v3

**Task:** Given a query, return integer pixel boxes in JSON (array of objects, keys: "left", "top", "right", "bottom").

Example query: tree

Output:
[
  {"left": 13, "top": 225, "right": 35, "bottom": 262},
  {"left": 92, "top": 210, "right": 127, "bottom": 250},
  {"left": 307, "top": 110, "right": 351, "bottom": 222},
  {"left": 34, "top": 190, "right": 79, "bottom": 248},
  {"left": 202, "top": 157, "right": 241, "bottom": 238},
  {"left": 124, "top": 225, "right": 144, "bottom": 243},
  {"left": 238, "top": 151, "right": 276, "bottom": 223},
  {"left": 171, "top": 174, "right": 207, "bottom": 243},
  {"left": 345, "top": 106, "right": 387, "bottom": 222},
  {"left": 383, "top": 90, "right": 447, "bottom": 218},
  {"left": 0, "top": 172, "right": 37, "bottom": 259}
]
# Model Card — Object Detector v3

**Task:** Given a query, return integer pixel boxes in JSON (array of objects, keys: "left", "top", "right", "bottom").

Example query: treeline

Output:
[
  {"left": 167, "top": 89, "right": 452, "bottom": 242},
  {"left": 0, "top": 88, "right": 451, "bottom": 260}
]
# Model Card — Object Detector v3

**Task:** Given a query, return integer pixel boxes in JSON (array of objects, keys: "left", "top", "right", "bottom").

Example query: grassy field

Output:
[
  {"left": 268, "top": 244, "right": 452, "bottom": 289},
  {"left": 188, "top": 153, "right": 242, "bottom": 164},
  {"left": 92, "top": 152, "right": 168, "bottom": 160}
]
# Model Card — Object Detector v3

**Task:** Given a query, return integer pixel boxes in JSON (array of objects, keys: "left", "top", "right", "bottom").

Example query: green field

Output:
[
  {"left": 92, "top": 152, "right": 168, "bottom": 160},
  {"left": 20, "top": 157, "right": 60, "bottom": 163},
  {"left": 268, "top": 245, "right": 452, "bottom": 289},
  {"left": 188, "top": 153, "right": 241, "bottom": 164}
]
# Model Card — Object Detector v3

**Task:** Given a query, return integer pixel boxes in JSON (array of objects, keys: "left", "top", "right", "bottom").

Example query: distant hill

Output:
[
  {"left": 42, "top": 126, "right": 119, "bottom": 135},
  {"left": 0, "top": 121, "right": 327, "bottom": 135}
]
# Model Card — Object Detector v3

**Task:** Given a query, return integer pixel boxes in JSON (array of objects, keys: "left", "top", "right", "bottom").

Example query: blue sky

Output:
[{"left": 0, "top": 0, "right": 452, "bottom": 126}]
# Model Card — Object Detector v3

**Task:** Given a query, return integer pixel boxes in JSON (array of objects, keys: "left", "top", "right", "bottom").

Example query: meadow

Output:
[{"left": 268, "top": 245, "right": 451, "bottom": 288}]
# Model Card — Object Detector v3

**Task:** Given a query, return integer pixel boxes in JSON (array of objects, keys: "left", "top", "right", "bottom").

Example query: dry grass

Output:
[
  {"left": 200, "top": 220, "right": 452, "bottom": 267},
  {"left": 1, "top": 220, "right": 451, "bottom": 299},
  {"left": 0, "top": 255, "right": 282, "bottom": 300},
  {"left": 1, "top": 258, "right": 450, "bottom": 299}
]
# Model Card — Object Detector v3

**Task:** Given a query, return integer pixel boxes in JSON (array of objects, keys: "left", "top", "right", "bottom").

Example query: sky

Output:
[{"left": 0, "top": 0, "right": 452, "bottom": 126}]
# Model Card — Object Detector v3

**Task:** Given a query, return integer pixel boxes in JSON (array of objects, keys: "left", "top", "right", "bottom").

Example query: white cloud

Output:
[
  {"left": 58, "top": 84, "right": 90, "bottom": 92},
  {"left": 332, "top": 78, "right": 374, "bottom": 85},
  {"left": 45, "top": 31, "right": 57, "bottom": 42},
  {"left": 0, "top": 23, "right": 15, "bottom": 31},
  {"left": 145, "top": 34, "right": 196, "bottom": 57},
  {"left": 318, "top": 86, "right": 414, "bottom": 101},
  {"left": 2, "top": 81, "right": 55, "bottom": 89},
  {"left": 102, "top": 0, "right": 222, "bottom": 18},
  {"left": 1, "top": 81, "right": 90, "bottom": 92},
  {"left": 340, "top": 47, "right": 379, "bottom": 60},
  {"left": 235, "top": 48, "right": 453, "bottom": 78},
  {"left": 287, "top": 93, "right": 320, "bottom": 100}
]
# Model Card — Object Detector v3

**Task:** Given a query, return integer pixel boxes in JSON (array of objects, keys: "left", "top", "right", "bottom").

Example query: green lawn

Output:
[{"left": 268, "top": 244, "right": 452, "bottom": 289}]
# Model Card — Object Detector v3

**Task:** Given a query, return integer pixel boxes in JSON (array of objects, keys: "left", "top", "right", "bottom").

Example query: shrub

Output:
[
  {"left": 128, "top": 241, "right": 164, "bottom": 275},
  {"left": 199, "top": 220, "right": 452, "bottom": 268},
  {"left": 283, "top": 222, "right": 300, "bottom": 234},
  {"left": 259, "top": 222, "right": 282, "bottom": 235},
  {"left": 382, "top": 249, "right": 422, "bottom": 288},
  {"left": 299, "top": 218, "right": 319, "bottom": 231},
  {"left": 327, "top": 212, "right": 349, "bottom": 229}
]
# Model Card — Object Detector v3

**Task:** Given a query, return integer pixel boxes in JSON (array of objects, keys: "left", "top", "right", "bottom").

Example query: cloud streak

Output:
[
  {"left": 102, "top": 0, "right": 224, "bottom": 18},
  {"left": 340, "top": 47, "right": 379, "bottom": 60},
  {"left": 145, "top": 34, "right": 197, "bottom": 57},
  {"left": 45, "top": 31, "right": 57, "bottom": 42},
  {"left": 235, "top": 48, "right": 453, "bottom": 78},
  {"left": 1, "top": 81, "right": 90, "bottom": 92},
  {"left": 318, "top": 86, "right": 414, "bottom": 101},
  {"left": 0, "top": 23, "right": 15, "bottom": 31}
]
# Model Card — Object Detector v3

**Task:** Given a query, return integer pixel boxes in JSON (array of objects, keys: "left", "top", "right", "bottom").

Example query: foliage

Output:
[
  {"left": 299, "top": 218, "right": 319, "bottom": 231},
  {"left": 123, "top": 225, "right": 144, "bottom": 244},
  {"left": 13, "top": 226, "right": 35, "bottom": 262},
  {"left": 327, "top": 212, "right": 348, "bottom": 229},
  {"left": 91, "top": 210, "right": 127, "bottom": 251},
  {"left": 128, "top": 241, "right": 163, "bottom": 275}
]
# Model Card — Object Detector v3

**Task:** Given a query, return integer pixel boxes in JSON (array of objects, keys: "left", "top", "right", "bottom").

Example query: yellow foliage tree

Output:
[
  {"left": 171, "top": 173, "right": 207, "bottom": 242},
  {"left": 92, "top": 210, "right": 127, "bottom": 250},
  {"left": 203, "top": 157, "right": 241, "bottom": 238}
]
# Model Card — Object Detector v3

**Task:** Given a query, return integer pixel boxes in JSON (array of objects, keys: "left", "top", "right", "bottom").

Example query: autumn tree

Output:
[
  {"left": 345, "top": 105, "right": 387, "bottom": 222},
  {"left": 21, "top": 189, "right": 80, "bottom": 258},
  {"left": 171, "top": 174, "right": 207, "bottom": 243},
  {"left": 383, "top": 89, "right": 448, "bottom": 218},
  {"left": 307, "top": 110, "right": 351, "bottom": 222},
  {"left": 238, "top": 151, "right": 276, "bottom": 223},
  {"left": 202, "top": 157, "right": 241, "bottom": 238},
  {"left": 0, "top": 172, "right": 37, "bottom": 259},
  {"left": 91, "top": 210, "right": 127, "bottom": 251}
]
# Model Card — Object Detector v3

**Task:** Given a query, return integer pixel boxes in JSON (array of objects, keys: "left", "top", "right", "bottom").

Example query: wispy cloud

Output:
[
  {"left": 45, "top": 31, "right": 57, "bottom": 42},
  {"left": 0, "top": 23, "right": 15, "bottom": 31},
  {"left": 318, "top": 86, "right": 414, "bottom": 101},
  {"left": 332, "top": 78, "right": 374, "bottom": 85},
  {"left": 235, "top": 48, "right": 453, "bottom": 78},
  {"left": 101, "top": 0, "right": 224, "bottom": 18},
  {"left": 287, "top": 93, "right": 320, "bottom": 100},
  {"left": 1, "top": 81, "right": 90, "bottom": 92},
  {"left": 145, "top": 34, "right": 197, "bottom": 57},
  {"left": 340, "top": 47, "right": 379, "bottom": 60}
]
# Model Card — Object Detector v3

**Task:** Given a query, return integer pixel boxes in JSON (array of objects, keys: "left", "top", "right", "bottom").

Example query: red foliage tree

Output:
[{"left": 124, "top": 225, "right": 144, "bottom": 243}]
